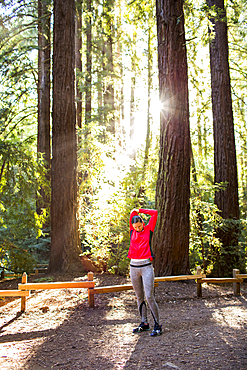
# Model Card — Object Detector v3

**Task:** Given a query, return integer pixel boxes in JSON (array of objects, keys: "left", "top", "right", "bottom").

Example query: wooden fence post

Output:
[
  {"left": 233, "top": 269, "right": 240, "bottom": 296},
  {"left": 21, "top": 272, "right": 27, "bottom": 312},
  {"left": 88, "top": 272, "right": 94, "bottom": 308},
  {"left": 197, "top": 266, "right": 202, "bottom": 298}
]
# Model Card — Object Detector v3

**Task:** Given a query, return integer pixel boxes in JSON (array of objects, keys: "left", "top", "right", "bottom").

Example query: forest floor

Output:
[{"left": 0, "top": 272, "right": 246, "bottom": 370}]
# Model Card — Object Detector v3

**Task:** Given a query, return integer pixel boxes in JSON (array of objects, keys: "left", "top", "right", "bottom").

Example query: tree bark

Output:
[
  {"left": 85, "top": 0, "right": 92, "bottom": 128},
  {"left": 154, "top": 0, "right": 191, "bottom": 276},
  {"left": 75, "top": 1, "right": 82, "bottom": 131},
  {"left": 143, "top": 26, "right": 152, "bottom": 180},
  {"left": 115, "top": 2, "right": 125, "bottom": 150},
  {"left": 129, "top": 31, "right": 137, "bottom": 161},
  {"left": 49, "top": 0, "right": 84, "bottom": 273},
  {"left": 208, "top": 0, "right": 239, "bottom": 220},
  {"left": 103, "top": 0, "right": 115, "bottom": 135},
  {"left": 237, "top": 98, "right": 247, "bottom": 219},
  {"left": 207, "top": 0, "right": 239, "bottom": 276},
  {"left": 37, "top": 0, "right": 51, "bottom": 215}
]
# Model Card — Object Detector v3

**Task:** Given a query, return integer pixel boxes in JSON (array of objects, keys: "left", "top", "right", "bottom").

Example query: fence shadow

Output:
[{"left": 0, "top": 311, "right": 23, "bottom": 333}]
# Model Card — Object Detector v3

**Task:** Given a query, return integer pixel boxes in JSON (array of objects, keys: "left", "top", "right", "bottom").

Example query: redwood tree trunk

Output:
[
  {"left": 49, "top": 0, "right": 83, "bottom": 273},
  {"left": 143, "top": 26, "right": 152, "bottom": 179},
  {"left": 85, "top": 0, "right": 92, "bottom": 127},
  {"left": 103, "top": 0, "right": 115, "bottom": 134},
  {"left": 130, "top": 31, "right": 136, "bottom": 161},
  {"left": 37, "top": 0, "right": 51, "bottom": 215},
  {"left": 75, "top": 1, "right": 82, "bottom": 130},
  {"left": 153, "top": 0, "right": 191, "bottom": 276},
  {"left": 207, "top": 0, "right": 239, "bottom": 275}
]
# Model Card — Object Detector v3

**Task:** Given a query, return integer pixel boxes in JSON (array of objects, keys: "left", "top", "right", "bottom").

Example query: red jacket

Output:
[{"left": 128, "top": 209, "right": 158, "bottom": 260}]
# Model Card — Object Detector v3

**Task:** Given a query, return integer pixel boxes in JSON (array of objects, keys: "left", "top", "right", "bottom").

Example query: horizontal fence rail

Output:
[
  {"left": 236, "top": 274, "right": 247, "bottom": 279},
  {"left": 91, "top": 282, "right": 159, "bottom": 295},
  {"left": 18, "top": 281, "right": 95, "bottom": 291},
  {"left": 198, "top": 278, "right": 243, "bottom": 284},
  {"left": 0, "top": 267, "right": 246, "bottom": 312},
  {"left": 154, "top": 274, "right": 206, "bottom": 282},
  {"left": 0, "top": 290, "right": 30, "bottom": 297}
]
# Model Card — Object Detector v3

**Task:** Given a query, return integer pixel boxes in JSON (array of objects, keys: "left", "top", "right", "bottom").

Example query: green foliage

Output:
[
  {"left": 0, "top": 241, "right": 36, "bottom": 274},
  {"left": 79, "top": 142, "right": 158, "bottom": 276},
  {"left": 190, "top": 180, "right": 221, "bottom": 272},
  {"left": 81, "top": 192, "right": 130, "bottom": 275},
  {"left": 34, "top": 276, "right": 54, "bottom": 283},
  {"left": 0, "top": 1, "right": 51, "bottom": 274},
  {"left": 0, "top": 139, "right": 50, "bottom": 273},
  {"left": 190, "top": 180, "right": 246, "bottom": 276},
  {"left": 206, "top": 218, "right": 246, "bottom": 277}
]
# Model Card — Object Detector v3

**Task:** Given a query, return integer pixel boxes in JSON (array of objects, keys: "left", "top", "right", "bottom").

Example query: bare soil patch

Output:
[{"left": 0, "top": 273, "right": 246, "bottom": 370}]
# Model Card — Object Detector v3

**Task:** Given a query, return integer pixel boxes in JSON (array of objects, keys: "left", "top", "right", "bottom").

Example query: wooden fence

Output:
[
  {"left": 0, "top": 268, "right": 246, "bottom": 311},
  {"left": 0, "top": 272, "right": 95, "bottom": 312},
  {"left": 196, "top": 268, "right": 245, "bottom": 297}
]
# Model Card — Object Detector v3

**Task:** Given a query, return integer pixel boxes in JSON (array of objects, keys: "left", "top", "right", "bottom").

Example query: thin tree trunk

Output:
[
  {"left": 154, "top": 0, "right": 191, "bottom": 276},
  {"left": 238, "top": 98, "right": 247, "bottom": 218},
  {"left": 143, "top": 26, "right": 152, "bottom": 179},
  {"left": 196, "top": 95, "right": 203, "bottom": 158},
  {"left": 130, "top": 31, "right": 137, "bottom": 160},
  {"left": 139, "top": 25, "right": 152, "bottom": 200},
  {"left": 85, "top": 0, "right": 92, "bottom": 128},
  {"left": 37, "top": 0, "right": 51, "bottom": 215},
  {"left": 75, "top": 1, "right": 83, "bottom": 251},
  {"left": 103, "top": 0, "right": 115, "bottom": 135},
  {"left": 75, "top": 1, "right": 82, "bottom": 131},
  {"left": 116, "top": 0, "right": 125, "bottom": 150},
  {"left": 97, "top": 14, "right": 103, "bottom": 123},
  {"left": 191, "top": 152, "right": 206, "bottom": 273},
  {"left": 49, "top": 0, "right": 83, "bottom": 273}
]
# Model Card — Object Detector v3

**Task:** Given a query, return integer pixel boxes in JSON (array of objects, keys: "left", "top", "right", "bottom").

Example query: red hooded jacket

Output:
[{"left": 128, "top": 208, "right": 158, "bottom": 261}]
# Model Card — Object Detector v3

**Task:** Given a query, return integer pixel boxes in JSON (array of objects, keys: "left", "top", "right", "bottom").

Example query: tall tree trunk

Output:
[
  {"left": 153, "top": 0, "right": 191, "bottom": 276},
  {"left": 85, "top": 0, "right": 92, "bottom": 128},
  {"left": 196, "top": 95, "right": 203, "bottom": 158},
  {"left": 139, "top": 25, "right": 153, "bottom": 200},
  {"left": 103, "top": 0, "right": 115, "bottom": 135},
  {"left": 49, "top": 0, "right": 84, "bottom": 273},
  {"left": 143, "top": 26, "right": 152, "bottom": 180},
  {"left": 207, "top": 0, "right": 239, "bottom": 275},
  {"left": 75, "top": 1, "right": 83, "bottom": 253},
  {"left": 37, "top": 0, "right": 51, "bottom": 216},
  {"left": 237, "top": 97, "right": 247, "bottom": 218},
  {"left": 116, "top": 0, "right": 125, "bottom": 150},
  {"left": 191, "top": 152, "right": 206, "bottom": 273},
  {"left": 81, "top": 0, "right": 92, "bottom": 206},
  {"left": 130, "top": 31, "right": 137, "bottom": 160},
  {"left": 75, "top": 1, "right": 82, "bottom": 131},
  {"left": 96, "top": 14, "right": 103, "bottom": 124}
]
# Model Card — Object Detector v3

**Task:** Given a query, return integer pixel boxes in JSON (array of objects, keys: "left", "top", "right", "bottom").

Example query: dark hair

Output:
[{"left": 131, "top": 215, "right": 143, "bottom": 224}]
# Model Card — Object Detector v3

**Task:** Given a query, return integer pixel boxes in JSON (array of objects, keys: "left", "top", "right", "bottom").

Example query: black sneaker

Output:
[
  {"left": 150, "top": 324, "right": 162, "bottom": 336},
  {"left": 133, "top": 322, "right": 150, "bottom": 333}
]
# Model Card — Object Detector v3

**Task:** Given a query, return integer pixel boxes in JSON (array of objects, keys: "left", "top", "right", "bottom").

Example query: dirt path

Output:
[{"left": 0, "top": 273, "right": 246, "bottom": 370}]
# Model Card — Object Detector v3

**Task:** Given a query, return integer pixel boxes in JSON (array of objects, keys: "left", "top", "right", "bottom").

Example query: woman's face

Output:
[{"left": 132, "top": 222, "right": 143, "bottom": 232}]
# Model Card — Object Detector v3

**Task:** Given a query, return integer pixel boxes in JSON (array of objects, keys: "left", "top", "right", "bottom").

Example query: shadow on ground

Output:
[{"left": 0, "top": 275, "right": 246, "bottom": 370}]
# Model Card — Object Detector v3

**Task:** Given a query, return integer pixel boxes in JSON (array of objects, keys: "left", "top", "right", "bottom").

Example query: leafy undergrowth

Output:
[{"left": 0, "top": 273, "right": 246, "bottom": 370}]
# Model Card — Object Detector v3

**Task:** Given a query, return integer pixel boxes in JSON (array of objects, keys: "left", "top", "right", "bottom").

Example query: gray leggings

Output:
[{"left": 130, "top": 261, "right": 159, "bottom": 325}]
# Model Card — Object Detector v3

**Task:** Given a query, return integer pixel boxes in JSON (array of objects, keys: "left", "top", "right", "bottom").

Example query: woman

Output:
[{"left": 128, "top": 208, "right": 162, "bottom": 336}]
